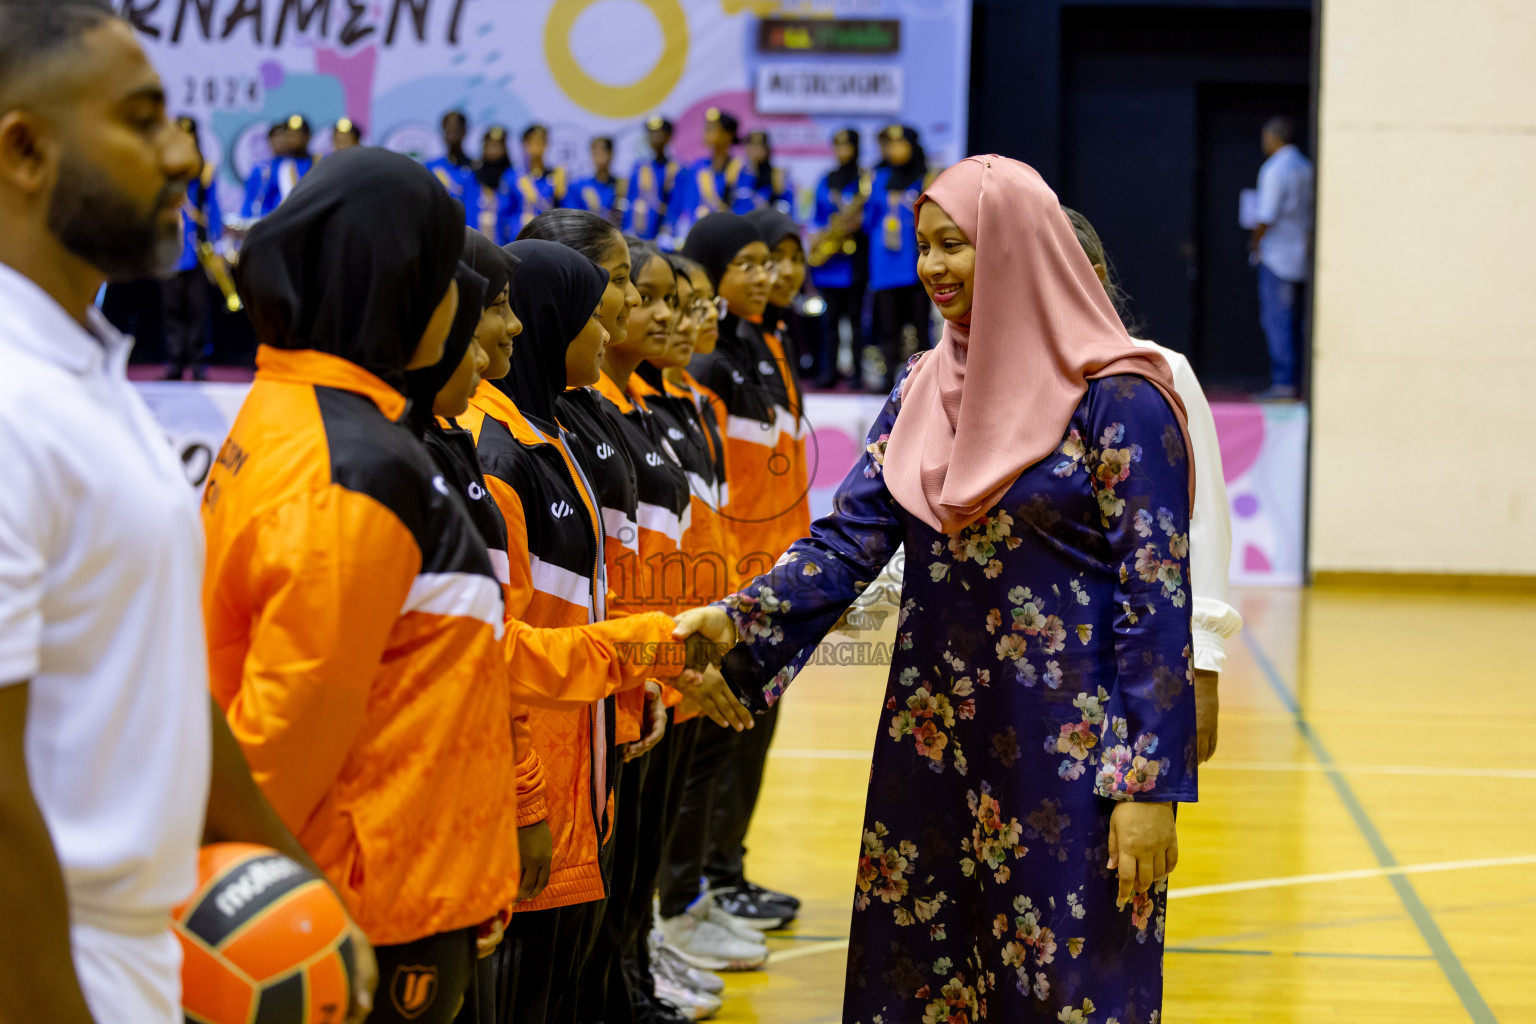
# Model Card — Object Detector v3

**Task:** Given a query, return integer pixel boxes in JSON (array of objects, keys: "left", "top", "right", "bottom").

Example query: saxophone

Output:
[
  {"left": 198, "top": 242, "right": 242, "bottom": 313},
  {"left": 808, "top": 171, "right": 871, "bottom": 267}
]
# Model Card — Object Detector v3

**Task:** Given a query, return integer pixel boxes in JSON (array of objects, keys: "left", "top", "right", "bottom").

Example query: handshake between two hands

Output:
[{"left": 670, "top": 606, "right": 755, "bottom": 733}]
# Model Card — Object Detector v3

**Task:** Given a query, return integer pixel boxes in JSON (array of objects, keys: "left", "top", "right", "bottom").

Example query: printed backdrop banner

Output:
[
  {"left": 136, "top": 383, "right": 1309, "bottom": 587},
  {"left": 117, "top": 0, "right": 972, "bottom": 216}
]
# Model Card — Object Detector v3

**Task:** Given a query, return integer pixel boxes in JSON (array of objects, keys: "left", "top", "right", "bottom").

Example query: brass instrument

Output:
[
  {"left": 808, "top": 171, "right": 871, "bottom": 267},
  {"left": 198, "top": 242, "right": 242, "bottom": 313}
]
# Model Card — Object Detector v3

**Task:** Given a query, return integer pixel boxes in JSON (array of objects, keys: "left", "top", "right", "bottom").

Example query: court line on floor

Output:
[
  {"left": 1243, "top": 631, "right": 1498, "bottom": 1024},
  {"left": 770, "top": 939, "right": 849, "bottom": 964},
  {"left": 764, "top": 854, "right": 1534, "bottom": 967},
  {"left": 1167, "top": 946, "right": 1435, "bottom": 961},
  {"left": 772, "top": 748, "right": 1536, "bottom": 780},
  {"left": 1205, "top": 759, "right": 1536, "bottom": 780},
  {"left": 1167, "top": 853, "right": 1536, "bottom": 899},
  {"left": 1176, "top": 893, "right": 1536, "bottom": 949}
]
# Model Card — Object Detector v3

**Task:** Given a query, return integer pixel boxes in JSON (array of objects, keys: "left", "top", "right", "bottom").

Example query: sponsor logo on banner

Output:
[{"left": 754, "top": 64, "right": 904, "bottom": 115}]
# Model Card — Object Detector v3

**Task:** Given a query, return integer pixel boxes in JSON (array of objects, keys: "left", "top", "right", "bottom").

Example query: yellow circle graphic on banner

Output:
[{"left": 545, "top": 0, "right": 689, "bottom": 118}]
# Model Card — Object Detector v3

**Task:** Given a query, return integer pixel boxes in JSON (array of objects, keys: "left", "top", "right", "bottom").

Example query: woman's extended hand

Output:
[
  {"left": 667, "top": 607, "right": 754, "bottom": 731},
  {"left": 1106, "top": 801, "right": 1178, "bottom": 908},
  {"left": 673, "top": 665, "right": 754, "bottom": 733},
  {"left": 672, "top": 606, "right": 738, "bottom": 670}
]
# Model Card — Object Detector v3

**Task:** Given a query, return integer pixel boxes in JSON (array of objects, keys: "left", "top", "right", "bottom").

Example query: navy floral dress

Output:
[{"left": 717, "top": 363, "right": 1197, "bottom": 1024}]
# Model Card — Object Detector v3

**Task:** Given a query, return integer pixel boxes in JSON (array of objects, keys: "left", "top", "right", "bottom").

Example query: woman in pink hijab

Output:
[{"left": 679, "top": 156, "right": 1197, "bottom": 1022}]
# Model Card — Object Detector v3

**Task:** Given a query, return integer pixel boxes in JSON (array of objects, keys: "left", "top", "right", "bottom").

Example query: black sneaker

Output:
[
  {"left": 741, "top": 878, "right": 801, "bottom": 912},
  {"left": 713, "top": 885, "right": 796, "bottom": 928}
]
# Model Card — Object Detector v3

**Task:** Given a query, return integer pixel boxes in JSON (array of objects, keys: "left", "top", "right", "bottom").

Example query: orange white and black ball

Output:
[{"left": 172, "top": 843, "right": 354, "bottom": 1024}]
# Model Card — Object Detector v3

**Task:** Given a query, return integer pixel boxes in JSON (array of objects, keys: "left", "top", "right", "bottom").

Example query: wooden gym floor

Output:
[{"left": 715, "top": 583, "right": 1536, "bottom": 1023}]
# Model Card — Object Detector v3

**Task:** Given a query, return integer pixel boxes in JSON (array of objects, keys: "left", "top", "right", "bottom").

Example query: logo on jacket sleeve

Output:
[
  {"left": 432, "top": 475, "right": 451, "bottom": 496},
  {"left": 595, "top": 443, "right": 616, "bottom": 460},
  {"left": 758, "top": 359, "right": 775, "bottom": 376},
  {"left": 551, "top": 500, "right": 575, "bottom": 519},
  {"left": 667, "top": 427, "right": 686, "bottom": 441},
  {"left": 390, "top": 965, "right": 439, "bottom": 1020},
  {"left": 731, "top": 369, "right": 745, "bottom": 384},
  {"left": 644, "top": 451, "right": 664, "bottom": 467}
]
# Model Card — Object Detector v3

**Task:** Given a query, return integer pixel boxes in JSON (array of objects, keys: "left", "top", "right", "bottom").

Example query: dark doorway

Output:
[{"left": 1058, "top": 5, "right": 1312, "bottom": 392}]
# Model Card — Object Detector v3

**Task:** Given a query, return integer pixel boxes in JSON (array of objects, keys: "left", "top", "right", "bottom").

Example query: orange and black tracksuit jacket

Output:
[
  {"left": 202, "top": 346, "right": 520, "bottom": 947},
  {"left": 555, "top": 386, "right": 647, "bottom": 748},
  {"left": 421, "top": 421, "right": 547, "bottom": 828},
  {"left": 592, "top": 373, "right": 693, "bottom": 619},
  {"left": 594, "top": 373, "right": 699, "bottom": 720},
  {"left": 631, "top": 368, "right": 730, "bottom": 612},
  {"left": 687, "top": 312, "right": 812, "bottom": 591},
  {"left": 461, "top": 381, "right": 684, "bottom": 911}
]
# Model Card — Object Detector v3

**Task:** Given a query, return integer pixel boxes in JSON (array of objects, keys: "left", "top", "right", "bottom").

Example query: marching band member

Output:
[
  {"left": 238, "top": 114, "right": 312, "bottom": 226},
  {"left": 330, "top": 117, "right": 362, "bottom": 151},
  {"left": 473, "top": 126, "right": 513, "bottom": 240},
  {"left": 671, "top": 109, "right": 753, "bottom": 239},
  {"left": 426, "top": 110, "right": 479, "bottom": 228},
  {"left": 498, "top": 123, "right": 568, "bottom": 240},
  {"left": 624, "top": 116, "right": 681, "bottom": 246},
  {"left": 808, "top": 128, "right": 870, "bottom": 388},
  {"left": 566, "top": 136, "right": 623, "bottom": 226},
  {"left": 743, "top": 129, "right": 793, "bottom": 214},
  {"left": 862, "top": 124, "right": 933, "bottom": 392}
]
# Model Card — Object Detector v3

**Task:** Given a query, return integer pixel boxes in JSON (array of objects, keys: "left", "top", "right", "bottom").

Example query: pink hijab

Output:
[{"left": 883, "top": 156, "right": 1195, "bottom": 534}]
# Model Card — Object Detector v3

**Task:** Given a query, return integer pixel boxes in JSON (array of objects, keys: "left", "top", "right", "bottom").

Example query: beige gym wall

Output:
[{"left": 1309, "top": 0, "right": 1536, "bottom": 575}]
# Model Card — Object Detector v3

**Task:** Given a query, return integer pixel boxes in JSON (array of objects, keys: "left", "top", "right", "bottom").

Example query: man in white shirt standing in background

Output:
[
  {"left": 1250, "top": 115, "right": 1314, "bottom": 401},
  {"left": 0, "top": 3, "right": 373, "bottom": 1021}
]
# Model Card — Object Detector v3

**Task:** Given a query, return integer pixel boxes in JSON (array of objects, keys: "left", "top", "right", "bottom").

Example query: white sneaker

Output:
[
  {"left": 706, "top": 896, "right": 776, "bottom": 943},
  {"left": 652, "top": 932, "right": 726, "bottom": 994},
  {"left": 659, "top": 909, "right": 769, "bottom": 971},
  {"left": 655, "top": 974, "right": 722, "bottom": 1019}
]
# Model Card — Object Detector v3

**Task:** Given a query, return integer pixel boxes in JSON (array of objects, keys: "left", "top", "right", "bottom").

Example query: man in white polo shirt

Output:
[{"left": 0, "top": 3, "right": 373, "bottom": 1020}]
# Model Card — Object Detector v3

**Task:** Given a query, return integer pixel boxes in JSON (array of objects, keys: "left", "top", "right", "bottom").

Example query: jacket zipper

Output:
[{"left": 547, "top": 438, "right": 612, "bottom": 887}]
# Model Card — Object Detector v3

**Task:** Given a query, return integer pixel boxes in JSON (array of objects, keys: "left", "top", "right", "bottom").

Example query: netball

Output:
[{"left": 172, "top": 844, "right": 354, "bottom": 1024}]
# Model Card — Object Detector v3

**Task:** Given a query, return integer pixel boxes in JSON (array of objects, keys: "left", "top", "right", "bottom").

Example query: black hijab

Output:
[
  {"left": 475, "top": 132, "right": 512, "bottom": 192},
  {"left": 497, "top": 238, "right": 608, "bottom": 432},
  {"left": 405, "top": 262, "right": 486, "bottom": 433},
  {"left": 744, "top": 207, "right": 801, "bottom": 252},
  {"left": 463, "top": 227, "right": 517, "bottom": 302},
  {"left": 882, "top": 125, "right": 928, "bottom": 193},
  {"left": 680, "top": 213, "right": 762, "bottom": 289},
  {"left": 238, "top": 147, "right": 465, "bottom": 392},
  {"left": 827, "top": 128, "right": 862, "bottom": 192}
]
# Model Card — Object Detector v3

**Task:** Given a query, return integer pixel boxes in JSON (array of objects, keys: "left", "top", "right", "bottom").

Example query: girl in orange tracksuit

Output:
[
  {"left": 461, "top": 239, "right": 742, "bottom": 1024},
  {"left": 622, "top": 251, "right": 750, "bottom": 1014},
  {"left": 202, "top": 149, "right": 515, "bottom": 1024},
  {"left": 659, "top": 215, "right": 816, "bottom": 944},
  {"left": 681, "top": 213, "right": 811, "bottom": 591},
  {"left": 513, "top": 213, "right": 695, "bottom": 1024},
  {"left": 649, "top": 256, "right": 728, "bottom": 604},
  {"left": 579, "top": 238, "right": 698, "bottom": 1023}
]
